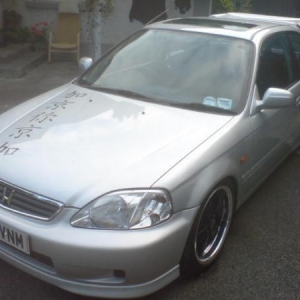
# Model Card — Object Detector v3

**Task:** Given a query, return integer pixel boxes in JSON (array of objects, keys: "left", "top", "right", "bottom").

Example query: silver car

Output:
[{"left": 1, "top": 13, "right": 300, "bottom": 298}]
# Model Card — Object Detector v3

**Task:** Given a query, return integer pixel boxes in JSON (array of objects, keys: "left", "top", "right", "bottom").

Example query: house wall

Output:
[
  {"left": 99, "top": 0, "right": 194, "bottom": 53},
  {"left": 194, "top": 0, "right": 211, "bottom": 16}
]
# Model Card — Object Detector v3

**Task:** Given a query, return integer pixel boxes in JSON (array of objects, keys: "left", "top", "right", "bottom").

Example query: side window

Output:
[
  {"left": 256, "top": 34, "right": 294, "bottom": 98},
  {"left": 286, "top": 31, "right": 300, "bottom": 81}
]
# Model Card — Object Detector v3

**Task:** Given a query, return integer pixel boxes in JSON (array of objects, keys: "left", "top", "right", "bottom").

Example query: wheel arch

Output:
[
  {"left": 179, "top": 176, "right": 236, "bottom": 276},
  {"left": 160, "top": 154, "right": 242, "bottom": 213}
]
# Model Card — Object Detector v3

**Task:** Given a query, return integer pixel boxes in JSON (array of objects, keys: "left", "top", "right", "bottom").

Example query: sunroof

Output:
[{"left": 165, "top": 18, "right": 257, "bottom": 31}]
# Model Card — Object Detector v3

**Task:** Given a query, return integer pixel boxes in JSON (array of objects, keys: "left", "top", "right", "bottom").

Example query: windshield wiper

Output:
[
  {"left": 169, "top": 102, "right": 237, "bottom": 115},
  {"left": 90, "top": 87, "right": 155, "bottom": 101},
  {"left": 76, "top": 83, "right": 238, "bottom": 115}
]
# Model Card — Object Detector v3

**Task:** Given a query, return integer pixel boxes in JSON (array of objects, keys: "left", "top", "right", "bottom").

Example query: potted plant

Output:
[{"left": 30, "top": 21, "right": 49, "bottom": 51}]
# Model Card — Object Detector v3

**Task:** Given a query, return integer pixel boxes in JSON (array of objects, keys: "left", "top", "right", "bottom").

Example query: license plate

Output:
[{"left": 0, "top": 222, "right": 30, "bottom": 254}]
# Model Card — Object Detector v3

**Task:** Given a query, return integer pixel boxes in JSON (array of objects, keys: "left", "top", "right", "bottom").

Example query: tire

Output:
[{"left": 180, "top": 179, "right": 235, "bottom": 277}]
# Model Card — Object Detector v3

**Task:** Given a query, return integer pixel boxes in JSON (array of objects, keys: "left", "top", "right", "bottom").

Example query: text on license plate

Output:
[{"left": 0, "top": 222, "right": 30, "bottom": 254}]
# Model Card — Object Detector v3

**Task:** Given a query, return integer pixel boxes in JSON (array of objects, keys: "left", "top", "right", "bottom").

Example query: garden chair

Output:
[{"left": 48, "top": 2, "right": 80, "bottom": 62}]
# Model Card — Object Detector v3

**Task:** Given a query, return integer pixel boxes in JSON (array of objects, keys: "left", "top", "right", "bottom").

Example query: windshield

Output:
[{"left": 78, "top": 29, "right": 253, "bottom": 114}]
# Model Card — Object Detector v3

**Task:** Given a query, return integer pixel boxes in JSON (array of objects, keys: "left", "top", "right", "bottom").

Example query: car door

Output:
[{"left": 249, "top": 31, "right": 300, "bottom": 189}]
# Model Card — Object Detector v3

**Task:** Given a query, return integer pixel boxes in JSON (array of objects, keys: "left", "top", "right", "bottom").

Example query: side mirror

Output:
[
  {"left": 252, "top": 88, "right": 294, "bottom": 114},
  {"left": 261, "top": 88, "right": 294, "bottom": 108},
  {"left": 79, "top": 57, "right": 93, "bottom": 73}
]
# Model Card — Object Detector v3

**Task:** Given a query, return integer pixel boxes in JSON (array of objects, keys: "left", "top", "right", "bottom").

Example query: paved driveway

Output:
[
  {"left": 0, "top": 61, "right": 79, "bottom": 114},
  {"left": 0, "top": 62, "right": 299, "bottom": 300}
]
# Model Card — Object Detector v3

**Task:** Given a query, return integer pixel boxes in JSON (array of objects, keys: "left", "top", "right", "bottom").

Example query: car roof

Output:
[
  {"left": 147, "top": 13, "right": 300, "bottom": 41},
  {"left": 214, "top": 12, "right": 300, "bottom": 26}
]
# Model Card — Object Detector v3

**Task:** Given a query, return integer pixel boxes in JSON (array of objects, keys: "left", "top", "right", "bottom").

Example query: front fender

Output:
[{"left": 153, "top": 114, "right": 253, "bottom": 213}]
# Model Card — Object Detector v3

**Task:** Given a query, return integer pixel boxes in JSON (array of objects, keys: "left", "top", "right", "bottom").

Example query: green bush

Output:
[
  {"left": 3, "top": 9, "right": 32, "bottom": 43},
  {"left": 212, "top": 0, "right": 252, "bottom": 14},
  {"left": 4, "top": 27, "right": 31, "bottom": 44}
]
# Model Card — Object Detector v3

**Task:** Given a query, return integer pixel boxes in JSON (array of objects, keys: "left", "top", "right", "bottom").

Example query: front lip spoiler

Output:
[
  {"left": 0, "top": 205, "right": 199, "bottom": 298},
  {"left": 0, "top": 241, "right": 179, "bottom": 298}
]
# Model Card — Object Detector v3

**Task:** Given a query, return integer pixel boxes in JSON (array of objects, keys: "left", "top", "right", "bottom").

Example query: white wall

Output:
[
  {"left": 75, "top": 0, "right": 194, "bottom": 56},
  {"left": 100, "top": 0, "right": 194, "bottom": 51}
]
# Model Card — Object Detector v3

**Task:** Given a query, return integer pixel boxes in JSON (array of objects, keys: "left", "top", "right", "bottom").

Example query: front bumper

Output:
[{"left": 0, "top": 206, "right": 198, "bottom": 298}]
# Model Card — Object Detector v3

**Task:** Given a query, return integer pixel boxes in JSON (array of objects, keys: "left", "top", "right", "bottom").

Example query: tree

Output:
[
  {"left": 212, "top": 0, "right": 234, "bottom": 13},
  {"left": 212, "top": 0, "right": 252, "bottom": 14},
  {"left": 79, "top": 0, "right": 114, "bottom": 60}
]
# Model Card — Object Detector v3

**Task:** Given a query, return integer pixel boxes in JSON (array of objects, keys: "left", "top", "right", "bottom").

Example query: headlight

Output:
[{"left": 70, "top": 189, "right": 172, "bottom": 229}]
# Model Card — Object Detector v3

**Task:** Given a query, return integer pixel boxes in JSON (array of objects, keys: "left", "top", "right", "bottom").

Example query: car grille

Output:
[{"left": 0, "top": 180, "right": 64, "bottom": 220}]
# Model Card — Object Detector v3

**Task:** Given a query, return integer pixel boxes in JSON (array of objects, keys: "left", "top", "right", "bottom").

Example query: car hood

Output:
[{"left": 0, "top": 84, "right": 233, "bottom": 207}]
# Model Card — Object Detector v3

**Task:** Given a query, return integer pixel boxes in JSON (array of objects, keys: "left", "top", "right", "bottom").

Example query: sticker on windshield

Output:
[
  {"left": 217, "top": 98, "right": 232, "bottom": 110},
  {"left": 203, "top": 96, "right": 217, "bottom": 107}
]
